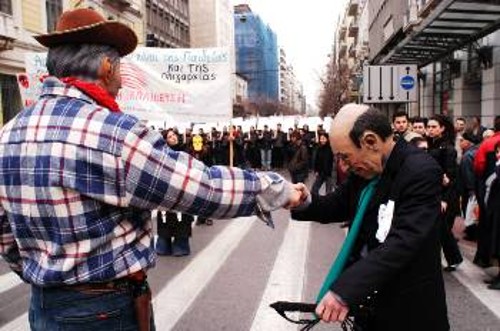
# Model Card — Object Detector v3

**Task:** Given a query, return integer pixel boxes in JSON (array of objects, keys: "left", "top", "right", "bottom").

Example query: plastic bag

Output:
[{"left": 464, "top": 195, "right": 479, "bottom": 226}]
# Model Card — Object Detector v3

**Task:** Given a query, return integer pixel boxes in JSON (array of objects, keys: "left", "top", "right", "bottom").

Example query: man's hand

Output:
[
  {"left": 285, "top": 183, "right": 309, "bottom": 209},
  {"left": 316, "top": 291, "right": 349, "bottom": 323}
]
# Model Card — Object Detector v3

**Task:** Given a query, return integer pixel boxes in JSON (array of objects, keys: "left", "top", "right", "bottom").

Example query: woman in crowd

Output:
[
  {"left": 311, "top": 132, "right": 334, "bottom": 196},
  {"left": 155, "top": 128, "right": 193, "bottom": 256},
  {"left": 427, "top": 114, "right": 463, "bottom": 271}
]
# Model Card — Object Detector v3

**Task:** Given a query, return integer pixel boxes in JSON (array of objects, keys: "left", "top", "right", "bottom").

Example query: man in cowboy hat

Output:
[{"left": 0, "top": 8, "right": 304, "bottom": 330}]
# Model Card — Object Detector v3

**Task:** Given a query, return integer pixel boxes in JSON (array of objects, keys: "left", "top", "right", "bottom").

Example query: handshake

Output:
[{"left": 286, "top": 183, "right": 310, "bottom": 209}]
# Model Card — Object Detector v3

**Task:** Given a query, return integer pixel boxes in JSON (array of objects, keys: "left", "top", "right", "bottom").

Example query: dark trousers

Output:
[
  {"left": 311, "top": 174, "right": 333, "bottom": 196},
  {"left": 157, "top": 211, "right": 192, "bottom": 240},
  {"left": 290, "top": 171, "right": 308, "bottom": 184},
  {"left": 440, "top": 211, "right": 463, "bottom": 266},
  {"left": 272, "top": 147, "right": 285, "bottom": 169}
]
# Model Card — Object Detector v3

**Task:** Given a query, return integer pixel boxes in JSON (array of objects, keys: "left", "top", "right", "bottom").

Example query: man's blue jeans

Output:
[
  {"left": 29, "top": 285, "right": 155, "bottom": 330},
  {"left": 260, "top": 149, "right": 272, "bottom": 170}
]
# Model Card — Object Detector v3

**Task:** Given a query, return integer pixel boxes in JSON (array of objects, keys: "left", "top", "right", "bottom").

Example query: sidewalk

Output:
[{"left": 450, "top": 217, "right": 500, "bottom": 320}]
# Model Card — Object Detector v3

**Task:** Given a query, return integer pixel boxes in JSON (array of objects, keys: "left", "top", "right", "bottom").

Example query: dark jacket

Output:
[
  {"left": 314, "top": 144, "right": 334, "bottom": 176},
  {"left": 287, "top": 142, "right": 309, "bottom": 176},
  {"left": 428, "top": 137, "right": 460, "bottom": 217},
  {"left": 292, "top": 140, "right": 449, "bottom": 330}
]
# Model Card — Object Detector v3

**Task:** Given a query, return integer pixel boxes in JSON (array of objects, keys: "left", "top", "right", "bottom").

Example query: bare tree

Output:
[{"left": 318, "top": 54, "right": 351, "bottom": 118}]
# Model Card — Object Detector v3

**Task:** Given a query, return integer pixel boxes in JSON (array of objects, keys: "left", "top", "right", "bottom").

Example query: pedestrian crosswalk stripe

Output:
[
  {"left": 153, "top": 217, "right": 255, "bottom": 330},
  {"left": 250, "top": 219, "right": 311, "bottom": 331},
  {"left": 0, "top": 271, "right": 24, "bottom": 294},
  {"left": 449, "top": 257, "right": 500, "bottom": 320}
]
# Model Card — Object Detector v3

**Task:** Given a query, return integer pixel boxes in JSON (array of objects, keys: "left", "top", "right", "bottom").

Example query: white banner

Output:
[{"left": 23, "top": 47, "right": 232, "bottom": 122}]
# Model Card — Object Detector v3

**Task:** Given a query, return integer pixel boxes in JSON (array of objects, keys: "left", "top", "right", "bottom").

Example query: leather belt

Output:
[{"left": 62, "top": 270, "right": 147, "bottom": 294}]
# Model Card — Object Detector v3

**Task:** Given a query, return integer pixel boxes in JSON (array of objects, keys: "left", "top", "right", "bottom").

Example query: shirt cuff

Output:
[{"left": 255, "top": 172, "right": 292, "bottom": 212}]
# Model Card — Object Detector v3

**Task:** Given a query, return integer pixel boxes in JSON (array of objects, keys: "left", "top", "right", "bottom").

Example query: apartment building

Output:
[
  {"left": 368, "top": 0, "right": 500, "bottom": 126},
  {"left": 145, "top": 0, "right": 189, "bottom": 48},
  {"left": 234, "top": 4, "right": 279, "bottom": 106},
  {"left": 0, "top": 0, "right": 144, "bottom": 125},
  {"left": 190, "top": 0, "right": 239, "bottom": 113}
]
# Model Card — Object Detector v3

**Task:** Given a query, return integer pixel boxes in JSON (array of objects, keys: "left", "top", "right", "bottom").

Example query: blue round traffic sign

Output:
[{"left": 400, "top": 75, "right": 415, "bottom": 90}]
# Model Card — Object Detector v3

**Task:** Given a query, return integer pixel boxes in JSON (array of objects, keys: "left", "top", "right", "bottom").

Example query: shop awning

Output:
[{"left": 379, "top": 0, "right": 500, "bottom": 67}]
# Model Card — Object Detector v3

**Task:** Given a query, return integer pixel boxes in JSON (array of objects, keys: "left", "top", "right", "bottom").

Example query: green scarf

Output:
[{"left": 316, "top": 177, "right": 380, "bottom": 302}]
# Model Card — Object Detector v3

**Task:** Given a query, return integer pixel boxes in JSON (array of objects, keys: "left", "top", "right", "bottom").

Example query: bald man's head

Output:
[
  {"left": 330, "top": 104, "right": 393, "bottom": 148},
  {"left": 329, "top": 104, "right": 395, "bottom": 179},
  {"left": 330, "top": 104, "right": 369, "bottom": 137}
]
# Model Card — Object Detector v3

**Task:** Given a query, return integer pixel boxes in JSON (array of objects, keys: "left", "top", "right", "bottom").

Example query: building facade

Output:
[
  {"left": 0, "top": 0, "right": 144, "bottom": 126},
  {"left": 367, "top": 0, "right": 500, "bottom": 127},
  {"left": 190, "top": 0, "right": 239, "bottom": 114},
  {"left": 279, "top": 48, "right": 305, "bottom": 114},
  {"left": 234, "top": 4, "right": 279, "bottom": 109},
  {"left": 145, "top": 0, "right": 189, "bottom": 48}
]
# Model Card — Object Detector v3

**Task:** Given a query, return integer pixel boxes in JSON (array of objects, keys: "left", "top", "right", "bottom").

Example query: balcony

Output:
[
  {"left": 103, "top": 0, "right": 132, "bottom": 10},
  {"left": 339, "top": 42, "right": 348, "bottom": 57},
  {"left": 348, "top": 0, "right": 359, "bottom": 16},
  {"left": 348, "top": 45, "right": 357, "bottom": 59},
  {"left": 348, "top": 21, "right": 358, "bottom": 38},
  {"left": 0, "top": 12, "right": 16, "bottom": 51},
  {"left": 339, "top": 25, "right": 347, "bottom": 41}
]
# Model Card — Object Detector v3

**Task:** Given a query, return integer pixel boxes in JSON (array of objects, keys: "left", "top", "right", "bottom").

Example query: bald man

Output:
[{"left": 292, "top": 104, "right": 449, "bottom": 330}]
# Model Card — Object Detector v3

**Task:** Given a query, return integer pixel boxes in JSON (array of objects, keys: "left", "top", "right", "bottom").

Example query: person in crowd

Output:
[
  {"left": 311, "top": 132, "right": 334, "bottom": 196},
  {"left": 219, "top": 126, "right": 231, "bottom": 166},
  {"left": 469, "top": 115, "right": 487, "bottom": 144},
  {"left": 0, "top": 9, "right": 304, "bottom": 330},
  {"left": 230, "top": 125, "right": 245, "bottom": 167},
  {"left": 258, "top": 124, "right": 273, "bottom": 171},
  {"left": 244, "top": 126, "right": 260, "bottom": 169},
  {"left": 292, "top": 104, "right": 449, "bottom": 330},
  {"left": 483, "top": 129, "right": 495, "bottom": 140},
  {"left": 455, "top": 117, "right": 467, "bottom": 136},
  {"left": 456, "top": 132, "right": 480, "bottom": 241},
  {"left": 454, "top": 117, "right": 469, "bottom": 164},
  {"left": 156, "top": 129, "right": 193, "bottom": 256},
  {"left": 483, "top": 142, "right": 500, "bottom": 289},
  {"left": 272, "top": 123, "right": 287, "bottom": 169},
  {"left": 408, "top": 135, "right": 428, "bottom": 150},
  {"left": 392, "top": 110, "right": 410, "bottom": 141},
  {"left": 427, "top": 114, "right": 463, "bottom": 272},
  {"left": 287, "top": 131, "right": 309, "bottom": 184},
  {"left": 302, "top": 124, "right": 316, "bottom": 170},
  {"left": 473, "top": 116, "right": 500, "bottom": 268},
  {"left": 411, "top": 116, "right": 427, "bottom": 137}
]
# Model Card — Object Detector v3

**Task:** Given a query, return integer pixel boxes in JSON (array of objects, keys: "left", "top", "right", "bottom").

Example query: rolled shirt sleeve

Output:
[{"left": 121, "top": 123, "right": 291, "bottom": 219}]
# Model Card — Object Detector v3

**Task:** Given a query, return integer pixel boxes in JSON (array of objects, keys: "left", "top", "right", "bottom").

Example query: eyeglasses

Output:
[{"left": 335, "top": 152, "right": 351, "bottom": 163}]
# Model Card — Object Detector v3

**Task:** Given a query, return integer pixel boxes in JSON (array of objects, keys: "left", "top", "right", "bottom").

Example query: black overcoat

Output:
[{"left": 292, "top": 140, "right": 449, "bottom": 331}]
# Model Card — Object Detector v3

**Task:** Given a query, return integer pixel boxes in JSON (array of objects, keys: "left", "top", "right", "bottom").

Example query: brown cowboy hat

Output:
[{"left": 34, "top": 8, "right": 138, "bottom": 56}]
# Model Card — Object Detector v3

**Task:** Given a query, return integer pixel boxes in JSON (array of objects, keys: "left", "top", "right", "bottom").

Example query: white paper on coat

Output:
[{"left": 376, "top": 200, "right": 395, "bottom": 243}]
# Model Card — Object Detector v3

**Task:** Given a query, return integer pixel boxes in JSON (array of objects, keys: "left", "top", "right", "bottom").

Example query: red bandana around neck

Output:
[{"left": 61, "top": 77, "right": 121, "bottom": 112}]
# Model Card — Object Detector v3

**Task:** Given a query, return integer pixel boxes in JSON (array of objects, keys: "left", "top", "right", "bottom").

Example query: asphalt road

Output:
[{"left": 0, "top": 182, "right": 499, "bottom": 330}]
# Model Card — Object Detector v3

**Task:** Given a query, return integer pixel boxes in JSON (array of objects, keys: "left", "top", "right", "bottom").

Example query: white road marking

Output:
[
  {"left": 0, "top": 313, "right": 28, "bottom": 331},
  {"left": 449, "top": 257, "right": 500, "bottom": 319},
  {"left": 250, "top": 220, "right": 311, "bottom": 331},
  {"left": 153, "top": 217, "right": 255, "bottom": 330},
  {"left": 0, "top": 271, "right": 24, "bottom": 294}
]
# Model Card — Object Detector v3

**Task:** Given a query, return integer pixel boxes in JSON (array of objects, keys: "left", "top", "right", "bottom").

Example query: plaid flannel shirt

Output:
[{"left": 0, "top": 77, "right": 290, "bottom": 286}]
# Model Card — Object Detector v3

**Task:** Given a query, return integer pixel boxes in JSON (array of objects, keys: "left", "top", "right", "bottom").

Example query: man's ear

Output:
[
  {"left": 98, "top": 56, "right": 113, "bottom": 83},
  {"left": 360, "top": 131, "right": 379, "bottom": 151}
]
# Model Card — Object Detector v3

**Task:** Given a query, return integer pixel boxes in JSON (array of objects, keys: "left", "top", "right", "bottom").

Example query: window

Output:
[
  {"left": 46, "top": 0, "right": 63, "bottom": 32},
  {"left": 0, "top": 0, "right": 12, "bottom": 15}
]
